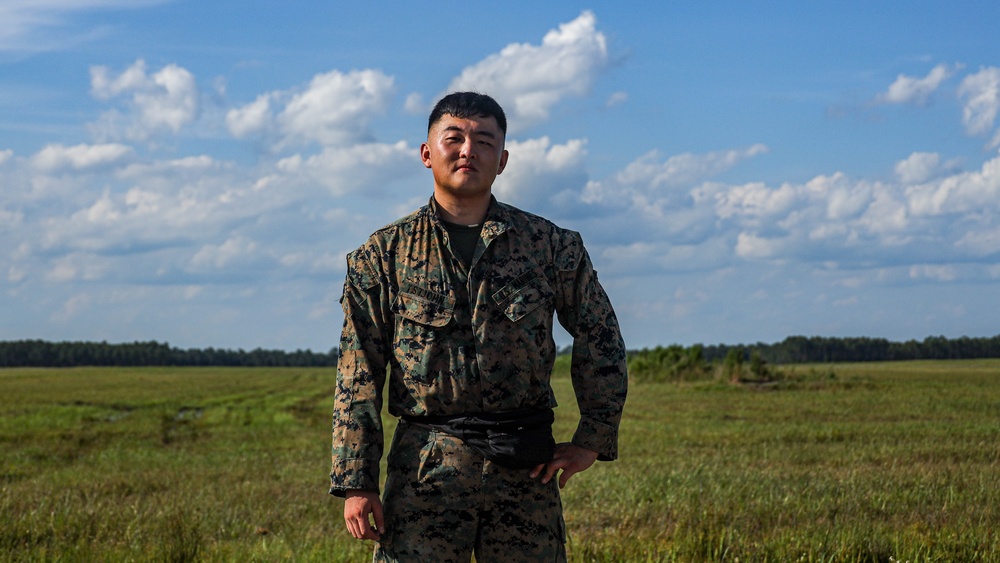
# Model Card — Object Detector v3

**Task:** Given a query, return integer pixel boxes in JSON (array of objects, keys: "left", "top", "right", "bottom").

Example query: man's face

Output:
[{"left": 421, "top": 113, "right": 508, "bottom": 201}]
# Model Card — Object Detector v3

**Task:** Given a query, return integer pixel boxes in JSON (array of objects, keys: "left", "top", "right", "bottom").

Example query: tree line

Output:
[
  {"left": 698, "top": 334, "right": 1000, "bottom": 364},
  {"left": 3, "top": 334, "right": 999, "bottom": 369},
  {"left": 625, "top": 334, "right": 1000, "bottom": 384},
  {"left": 0, "top": 340, "right": 337, "bottom": 368}
]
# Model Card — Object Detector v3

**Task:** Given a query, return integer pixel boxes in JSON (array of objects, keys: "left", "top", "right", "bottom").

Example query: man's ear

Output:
[
  {"left": 496, "top": 149, "right": 509, "bottom": 175},
  {"left": 420, "top": 143, "right": 432, "bottom": 169}
]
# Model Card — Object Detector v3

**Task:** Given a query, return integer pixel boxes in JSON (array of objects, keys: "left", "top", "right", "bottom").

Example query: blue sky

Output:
[{"left": 3, "top": 1, "right": 1000, "bottom": 351}]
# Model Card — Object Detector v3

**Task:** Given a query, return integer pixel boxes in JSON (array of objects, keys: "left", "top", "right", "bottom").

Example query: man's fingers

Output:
[
  {"left": 542, "top": 461, "right": 561, "bottom": 484},
  {"left": 346, "top": 519, "right": 361, "bottom": 539},
  {"left": 371, "top": 499, "right": 384, "bottom": 537},
  {"left": 533, "top": 443, "right": 599, "bottom": 487},
  {"left": 558, "top": 466, "right": 577, "bottom": 489},
  {"left": 348, "top": 516, "right": 380, "bottom": 540},
  {"left": 343, "top": 491, "right": 383, "bottom": 541},
  {"left": 539, "top": 451, "right": 567, "bottom": 484}
]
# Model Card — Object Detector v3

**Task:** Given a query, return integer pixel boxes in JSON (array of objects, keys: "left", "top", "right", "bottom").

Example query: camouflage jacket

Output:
[{"left": 330, "top": 196, "right": 627, "bottom": 496}]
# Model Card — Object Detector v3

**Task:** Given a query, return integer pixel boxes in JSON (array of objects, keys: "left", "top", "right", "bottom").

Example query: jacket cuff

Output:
[
  {"left": 329, "top": 458, "right": 380, "bottom": 497},
  {"left": 571, "top": 417, "right": 619, "bottom": 461}
]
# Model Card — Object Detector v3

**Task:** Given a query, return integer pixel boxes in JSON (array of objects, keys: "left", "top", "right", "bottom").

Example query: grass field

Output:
[{"left": 2, "top": 361, "right": 999, "bottom": 561}]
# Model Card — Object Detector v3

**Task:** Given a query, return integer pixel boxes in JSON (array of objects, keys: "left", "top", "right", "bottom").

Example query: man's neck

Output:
[{"left": 433, "top": 190, "right": 491, "bottom": 225}]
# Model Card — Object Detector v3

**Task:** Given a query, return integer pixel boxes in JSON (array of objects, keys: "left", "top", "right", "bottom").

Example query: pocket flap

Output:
[
  {"left": 494, "top": 284, "right": 551, "bottom": 322},
  {"left": 396, "top": 290, "right": 454, "bottom": 327}
]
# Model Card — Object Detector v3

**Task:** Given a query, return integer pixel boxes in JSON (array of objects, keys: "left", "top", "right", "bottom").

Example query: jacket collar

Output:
[{"left": 427, "top": 195, "right": 512, "bottom": 239}]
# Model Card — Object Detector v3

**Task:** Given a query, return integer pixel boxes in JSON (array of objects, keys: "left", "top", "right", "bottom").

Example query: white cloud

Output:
[
  {"left": 404, "top": 92, "right": 426, "bottom": 115},
  {"left": 46, "top": 253, "right": 107, "bottom": 283},
  {"left": 273, "top": 141, "right": 416, "bottom": 196},
  {"left": 712, "top": 181, "right": 798, "bottom": 221},
  {"left": 191, "top": 236, "right": 258, "bottom": 270},
  {"left": 895, "top": 152, "right": 964, "bottom": 186},
  {"left": 876, "top": 63, "right": 956, "bottom": 105},
  {"left": 0, "top": 149, "right": 13, "bottom": 165},
  {"left": 735, "top": 232, "right": 786, "bottom": 260},
  {"left": 585, "top": 144, "right": 769, "bottom": 206},
  {"left": 567, "top": 143, "right": 1000, "bottom": 275},
  {"left": 227, "top": 69, "right": 396, "bottom": 148},
  {"left": 895, "top": 152, "right": 941, "bottom": 184},
  {"left": 958, "top": 67, "right": 1000, "bottom": 140},
  {"left": 956, "top": 226, "right": 1000, "bottom": 256},
  {"left": 492, "top": 136, "right": 588, "bottom": 211},
  {"left": 446, "top": 11, "right": 609, "bottom": 133},
  {"left": 31, "top": 142, "right": 133, "bottom": 171},
  {"left": 89, "top": 59, "right": 199, "bottom": 140},
  {"left": 817, "top": 173, "right": 872, "bottom": 220},
  {"left": 605, "top": 91, "right": 628, "bottom": 108},
  {"left": 905, "top": 152, "right": 1000, "bottom": 216},
  {"left": 225, "top": 93, "right": 272, "bottom": 138},
  {"left": 279, "top": 69, "right": 394, "bottom": 147}
]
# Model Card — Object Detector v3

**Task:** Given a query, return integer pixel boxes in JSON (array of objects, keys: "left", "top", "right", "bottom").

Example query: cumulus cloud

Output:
[
  {"left": 89, "top": 59, "right": 199, "bottom": 140},
  {"left": 905, "top": 153, "right": 1000, "bottom": 216},
  {"left": 876, "top": 63, "right": 956, "bottom": 106},
  {"left": 271, "top": 140, "right": 416, "bottom": 196},
  {"left": 583, "top": 144, "right": 769, "bottom": 206},
  {"left": 445, "top": 11, "right": 610, "bottom": 133},
  {"left": 492, "top": 137, "right": 589, "bottom": 212},
  {"left": 31, "top": 143, "right": 133, "bottom": 171},
  {"left": 226, "top": 69, "right": 396, "bottom": 148},
  {"left": 225, "top": 93, "right": 272, "bottom": 138},
  {"left": 895, "top": 152, "right": 962, "bottom": 184},
  {"left": 958, "top": 66, "right": 1000, "bottom": 143},
  {"left": 560, "top": 138, "right": 1000, "bottom": 279}
]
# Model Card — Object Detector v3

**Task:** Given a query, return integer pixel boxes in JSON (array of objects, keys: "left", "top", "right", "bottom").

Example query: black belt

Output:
[{"left": 402, "top": 407, "right": 556, "bottom": 470}]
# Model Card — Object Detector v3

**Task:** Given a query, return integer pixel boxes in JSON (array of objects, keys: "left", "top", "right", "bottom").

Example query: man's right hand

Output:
[{"left": 343, "top": 489, "right": 384, "bottom": 540}]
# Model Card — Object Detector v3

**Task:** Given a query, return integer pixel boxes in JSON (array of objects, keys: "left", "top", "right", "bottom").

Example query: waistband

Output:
[{"left": 401, "top": 407, "right": 553, "bottom": 432}]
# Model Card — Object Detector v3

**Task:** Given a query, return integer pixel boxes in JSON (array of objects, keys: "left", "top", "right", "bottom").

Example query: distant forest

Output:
[
  {"left": 653, "top": 334, "right": 1000, "bottom": 365},
  {"left": 0, "top": 340, "right": 337, "bottom": 368},
  {"left": 2, "top": 334, "right": 1000, "bottom": 368}
]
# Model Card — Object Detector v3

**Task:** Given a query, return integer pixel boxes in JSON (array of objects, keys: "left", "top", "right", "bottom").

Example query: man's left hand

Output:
[{"left": 529, "top": 443, "right": 599, "bottom": 488}]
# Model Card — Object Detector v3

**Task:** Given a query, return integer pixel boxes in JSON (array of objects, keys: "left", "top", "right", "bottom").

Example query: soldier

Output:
[{"left": 330, "top": 91, "right": 627, "bottom": 562}]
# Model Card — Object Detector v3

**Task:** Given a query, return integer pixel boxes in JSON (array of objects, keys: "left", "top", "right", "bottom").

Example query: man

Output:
[{"left": 330, "top": 91, "right": 627, "bottom": 562}]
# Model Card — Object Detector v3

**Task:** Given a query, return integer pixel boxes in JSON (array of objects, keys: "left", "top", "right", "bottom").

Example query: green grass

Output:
[{"left": 2, "top": 361, "right": 999, "bottom": 561}]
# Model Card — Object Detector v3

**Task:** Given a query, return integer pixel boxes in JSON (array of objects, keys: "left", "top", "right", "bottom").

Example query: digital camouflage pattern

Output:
[
  {"left": 374, "top": 421, "right": 565, "bottom": 562},
  {"left": 330, "top": 196, "right": 627, "bottom": 558},
  {"left": 331, "top": 196, "right": 627, "bottom": 494}
]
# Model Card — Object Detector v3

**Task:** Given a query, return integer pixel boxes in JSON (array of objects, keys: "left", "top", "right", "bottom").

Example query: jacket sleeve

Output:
[
  {"left": 554, "top": 231, "right": 628, "bottom": 461},
  {"left": 330, "top": 246, "right": 389, "bottom": 497}
]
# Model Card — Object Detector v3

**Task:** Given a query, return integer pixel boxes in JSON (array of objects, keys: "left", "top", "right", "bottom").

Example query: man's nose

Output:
[{"left": 460, "top": 139, "right": 477, "bottom": 159}]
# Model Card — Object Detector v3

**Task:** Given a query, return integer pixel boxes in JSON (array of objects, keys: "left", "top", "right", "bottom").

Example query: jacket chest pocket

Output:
[
  {"left": 395, "top": 290, "right": 454, "bottom": 327},
  {"left": 492, "top": 273, "right": 554, "bottom": 323},
  {"left": 393, "top": 289, "right": 455, "bottom": 385}
]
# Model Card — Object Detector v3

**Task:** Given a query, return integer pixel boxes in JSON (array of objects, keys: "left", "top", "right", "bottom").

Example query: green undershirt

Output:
[{"left": 441, "top": 220, "right": 483, "bottom": 270}]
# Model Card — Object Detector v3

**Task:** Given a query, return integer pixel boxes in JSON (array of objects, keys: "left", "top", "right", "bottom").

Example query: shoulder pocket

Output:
[
  {"left": 492, "top": 273, "right": 553, "bottom": 322},
  {"left": 345, "top": 248, "right": 380, "bottom": 292},
  {"left": 395, "top": 288, "right": 454, "bottom": 327}
]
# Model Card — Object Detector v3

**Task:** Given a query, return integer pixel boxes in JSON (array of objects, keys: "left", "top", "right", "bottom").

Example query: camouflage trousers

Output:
[{"left": 373, "top": 420, "right": 566, "bottom": 563}]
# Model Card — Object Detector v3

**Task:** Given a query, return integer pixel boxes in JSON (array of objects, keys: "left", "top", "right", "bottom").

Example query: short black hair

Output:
[{"left": 428, "top": 92, "right": 507, "bottom": 137}]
